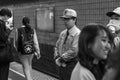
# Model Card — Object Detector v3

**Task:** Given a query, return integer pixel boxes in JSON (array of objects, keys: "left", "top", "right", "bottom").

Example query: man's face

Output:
[{"left": 62, "top": 17, "right": 76, "bottom": 29}]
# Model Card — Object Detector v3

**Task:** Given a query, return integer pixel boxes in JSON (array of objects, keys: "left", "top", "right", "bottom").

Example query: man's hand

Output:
[
  {"left": 55, "top": 57, "right": 61, "bottom": 66},
  {"left": 114, "top": 36, "right": 120, "bottom": 47},
  {"left": 61, "top": 52, "right": 69, "bottom": 61}
]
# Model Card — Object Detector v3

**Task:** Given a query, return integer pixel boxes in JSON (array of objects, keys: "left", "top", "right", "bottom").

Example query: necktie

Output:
[{"left": 64, "top": 30, "right": 69, "bottom": 44}]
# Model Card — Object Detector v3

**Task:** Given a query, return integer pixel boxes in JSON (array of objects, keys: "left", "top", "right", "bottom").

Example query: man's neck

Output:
[{"left": 67, "top": 25, "right": 75, "bottom": 30}]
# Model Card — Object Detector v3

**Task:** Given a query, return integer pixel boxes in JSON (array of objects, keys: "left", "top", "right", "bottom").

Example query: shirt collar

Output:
[{"left": 68, "top": 25, "right": 78, "bottom": 36}]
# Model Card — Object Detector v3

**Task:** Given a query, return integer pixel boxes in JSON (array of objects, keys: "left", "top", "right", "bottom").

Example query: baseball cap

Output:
[
  {"left": 106, "top": 7, "right": 120, "bottom": 17},
  {"left": 60, "top": 8, "right": 77, "bottom": 19}
]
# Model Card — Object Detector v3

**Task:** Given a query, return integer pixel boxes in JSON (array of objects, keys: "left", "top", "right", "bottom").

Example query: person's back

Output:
[{"left": 18, "top": 27, "right": 34, "bottom": 55}]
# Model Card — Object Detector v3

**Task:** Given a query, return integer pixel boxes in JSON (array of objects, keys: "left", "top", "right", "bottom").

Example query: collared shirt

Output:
[{"left": 54, "top": 25, "right": 80, "bottom": 61}]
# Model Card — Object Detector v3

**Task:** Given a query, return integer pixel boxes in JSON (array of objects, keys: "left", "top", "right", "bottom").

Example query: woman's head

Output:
[
  {"left": 78, "top": 23, "right": 114, "bottom": 63},
  {"left": 22, "top": 16, "right": 30, "bottom": 25},
  {"left": 22, "top": 16, "right": 32, "bottom": 33}
]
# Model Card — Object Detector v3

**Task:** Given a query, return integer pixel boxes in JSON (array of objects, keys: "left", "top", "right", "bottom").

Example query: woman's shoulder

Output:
[{"left": 71, "top": 62, "right": 96, "bottom": 80}]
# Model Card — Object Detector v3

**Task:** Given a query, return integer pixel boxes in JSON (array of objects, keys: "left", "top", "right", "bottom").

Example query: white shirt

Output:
[{"left": 71, "top": 62, "right": 96, "bottom": 80}]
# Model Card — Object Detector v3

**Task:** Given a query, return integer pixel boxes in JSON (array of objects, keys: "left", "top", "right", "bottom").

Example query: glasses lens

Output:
[{"left": 63, "top": 18, "right": 71, "bottom": 20}]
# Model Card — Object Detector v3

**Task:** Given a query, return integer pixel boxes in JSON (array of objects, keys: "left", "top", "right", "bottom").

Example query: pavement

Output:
[{"left": 8, "top": 62, "right": 58, "bottom": 80}]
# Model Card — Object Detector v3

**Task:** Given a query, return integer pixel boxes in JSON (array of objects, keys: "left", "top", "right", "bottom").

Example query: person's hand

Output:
[
  {"left": 34, "top": 52, "right": 41, "bottom": 60},
  {"left": 61, "top": 63, "right": 66, "bottom": 67},
  {"left": 114, "top": 37, "right": 120, "bottom": 47},
  {"left": 61, "top": 53, "right": 69, "bottom": 61},
  {"left": 55, "top": 57, "right": 61, "bottom": 66}
]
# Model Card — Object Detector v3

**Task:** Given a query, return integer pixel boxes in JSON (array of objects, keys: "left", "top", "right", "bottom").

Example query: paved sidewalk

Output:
[{"left": 8, "top": 62, "right": 58, "bottom": 80}]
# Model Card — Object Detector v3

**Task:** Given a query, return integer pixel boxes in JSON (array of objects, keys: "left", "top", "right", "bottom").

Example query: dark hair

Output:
[
  {"left": 72, "top": 17, "right": 77, "bottom": 25},
  {"left": 78, "top": 23, "right": 114, "bottom": 80},
  {"left": 0, "top": 8, "right": 12, "bottom": 18},
  {"left": 22, "top": 16, "right": 32, "bottom": 33}
]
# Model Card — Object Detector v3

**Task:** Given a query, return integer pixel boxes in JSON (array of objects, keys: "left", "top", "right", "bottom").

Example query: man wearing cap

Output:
[
  {"left": 54, "top": 8, "right": 80, "bottom": 80},
  {"left": 106, "top": 7, "right": 120, "bottom": 47}
]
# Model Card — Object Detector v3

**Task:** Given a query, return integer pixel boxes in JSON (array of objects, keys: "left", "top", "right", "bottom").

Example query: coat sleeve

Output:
[
  {"left": 33, "top": 29, "right": 40, "bottom": 55},
  {"left": 54, "top": 32, "right": 63, "bottom": 59}
]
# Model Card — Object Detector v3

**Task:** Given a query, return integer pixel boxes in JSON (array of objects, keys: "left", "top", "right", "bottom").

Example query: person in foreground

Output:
[
  {"left": 0, "top": 8, "right": 13, "bottom": 80},
  {"left": 70, "top": 23, "right": 114, "bottom": 80}
]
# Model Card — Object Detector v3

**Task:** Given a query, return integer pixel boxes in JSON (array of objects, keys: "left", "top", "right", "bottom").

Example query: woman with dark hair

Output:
[
  {"left": 15, "top": 16, "right": 40, "bottom": 80},
  {"left": 70, "top": 23, "right": 114, "bottom": 80}
]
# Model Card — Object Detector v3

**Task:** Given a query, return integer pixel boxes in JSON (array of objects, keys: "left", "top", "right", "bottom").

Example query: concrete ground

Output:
[{"left": 8, "top": 62, "right": 58, "bottom": 80}]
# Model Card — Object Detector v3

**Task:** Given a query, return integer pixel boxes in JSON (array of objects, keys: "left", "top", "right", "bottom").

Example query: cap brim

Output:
[
  {"left": 60, "top": 15, "right": 72, "bottom": 19},
  {"left": 106, "top": 12, "right": 119, "bottom": 17}
]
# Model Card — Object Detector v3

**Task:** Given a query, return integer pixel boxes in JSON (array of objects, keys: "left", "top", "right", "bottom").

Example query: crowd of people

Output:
[
  {"left": 54, "top": 7, "right": 120, "bottom": 80},
  {"left": 0, "top": 6, "right": 120, "bottom": 80}
]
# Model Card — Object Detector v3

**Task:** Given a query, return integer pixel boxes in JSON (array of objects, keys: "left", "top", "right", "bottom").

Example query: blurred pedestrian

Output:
[
  {"left": 71, "top": 23, "right": 114, "bottom": 80},
  {"left": 15, "top": 16, "right": 40, "bottom": 80},
  {"left": 106, "top": 7, "right": 120, "bottom": 47},
  {"left": 54, "top": 8, "right": 81, "bottom": 80},
  {"left": 0, "top": 8, "right": 13, "bottom": 80}
]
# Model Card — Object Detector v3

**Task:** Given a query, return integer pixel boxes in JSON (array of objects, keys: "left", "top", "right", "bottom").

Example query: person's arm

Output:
[
  {"left": 0, "top": 21, "right": 10, "bottom": 42},
  {"left": 54, "top": 32, "right": 63, "bottom": 60},
  {"left": 54, "top": 39, "right": 60, "bottom": 59},
  {"left": 33, "top": 29, "right": 41, "bottom": 59},
  {"left": 14, "top": 29, "right": 18, "bottom": 50},
  {"left": 61, "top": 33, "right": 80, "bottom": 61}
]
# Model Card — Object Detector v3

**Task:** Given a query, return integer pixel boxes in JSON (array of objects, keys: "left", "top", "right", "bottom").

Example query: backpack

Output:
[{"left": 19, "top": 27, "right": 35, "bottom": 55}]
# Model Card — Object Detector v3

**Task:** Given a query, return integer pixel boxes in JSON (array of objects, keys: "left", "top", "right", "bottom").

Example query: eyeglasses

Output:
[{"left": 63, "top": 18, "right": 72, "bottom": 21}]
